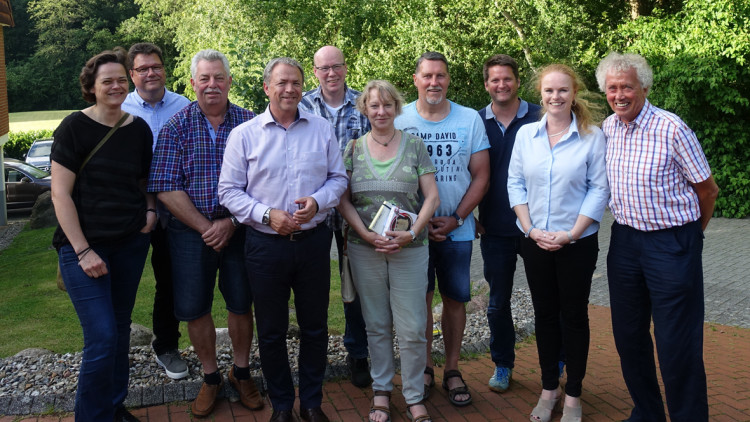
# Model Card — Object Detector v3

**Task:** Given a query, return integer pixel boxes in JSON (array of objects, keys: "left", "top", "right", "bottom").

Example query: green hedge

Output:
[{"left": 4, "top": 130, "right": 53, "bottom": 160}]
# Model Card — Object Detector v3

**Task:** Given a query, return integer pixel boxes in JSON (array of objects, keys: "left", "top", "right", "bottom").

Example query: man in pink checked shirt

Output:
[{"left": 596, "top": 52, "right": 719, "bottom": 422}]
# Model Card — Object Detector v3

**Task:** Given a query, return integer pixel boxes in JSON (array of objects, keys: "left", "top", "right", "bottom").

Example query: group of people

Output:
[{"left": 50, "top": 41, "right": 718, "bottom": 422}]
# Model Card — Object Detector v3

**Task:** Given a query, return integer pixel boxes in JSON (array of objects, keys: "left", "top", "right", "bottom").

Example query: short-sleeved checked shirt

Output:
[
  {"left": 148, "top": 101, "right": 256, "bottom": 220},
  {"left": 603, "top": 100, "right": 712, "bottom": 232}
]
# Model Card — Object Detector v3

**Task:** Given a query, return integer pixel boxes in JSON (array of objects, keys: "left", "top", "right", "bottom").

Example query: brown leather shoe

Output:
[
  {"left": 229, "top": 366, "right": 264, "bottom": 410},
  {"left": 299, "top": 406, "right": 330, "bottom": 422},
  {"left": 191, "top": 378, "right": 223, "bottom": 417}
]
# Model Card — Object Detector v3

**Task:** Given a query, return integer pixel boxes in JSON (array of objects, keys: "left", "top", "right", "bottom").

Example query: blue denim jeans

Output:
[
  {"left": 427, "top": 239, "right": 473, "bottom": 302},
  {"left": 167, "top": 217, "right": 250, "bottom": 321},
  {"left": 59, "top": 231, "right": 150, "bottom": 422},
  {"left": 480, "top": 235, "right": 520, "bottom": 368}
]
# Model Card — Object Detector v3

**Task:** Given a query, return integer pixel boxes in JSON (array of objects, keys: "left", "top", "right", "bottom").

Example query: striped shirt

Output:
[
  {"left": 603, "top": 100, "right": 712, "bottom": 231},
  {"left": 148, "top": 101, "right": 256, "bottom": 220}
]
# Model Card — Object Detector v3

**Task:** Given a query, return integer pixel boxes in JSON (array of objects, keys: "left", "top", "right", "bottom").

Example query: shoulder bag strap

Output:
[{"left": 78, "top": 112, "right": 130, "bottom": 174}]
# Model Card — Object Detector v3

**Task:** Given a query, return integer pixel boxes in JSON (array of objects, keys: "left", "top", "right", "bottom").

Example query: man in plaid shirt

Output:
[
  {"left": 596, "top": 52, "right": 719, "bottom": 422},
  {"left": 298, "top": 45, "right": 372, "bottom": 388},
  {"left": 148, "top": 49, "right": 262, "bottom": 417}
]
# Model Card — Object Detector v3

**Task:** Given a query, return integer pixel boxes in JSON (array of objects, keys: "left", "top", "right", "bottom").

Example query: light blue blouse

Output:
[{"left": 507, "top": 113, "right": 609, "bottom": 239}]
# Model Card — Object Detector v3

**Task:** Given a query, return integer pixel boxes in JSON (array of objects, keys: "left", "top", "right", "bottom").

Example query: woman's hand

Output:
[
  {"left": 141, "top": 210, "right": 158, "bottom": 233},
  {"left": 384, "top": 230, "right": 414, "bottom": 250},
  {"left": 78, "top": 249, "right": 109, "bottom": 279},
  {"left": 532, "top": 229, "right": 568, "bottom": 251},
  {"left": 363, "top": 231, "right": 399, "bottom": 254}
]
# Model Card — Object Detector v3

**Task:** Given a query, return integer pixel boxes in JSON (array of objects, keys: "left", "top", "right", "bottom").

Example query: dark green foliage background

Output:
[{"left": 5, "top": 0, "right": 748, "bottom": 216}]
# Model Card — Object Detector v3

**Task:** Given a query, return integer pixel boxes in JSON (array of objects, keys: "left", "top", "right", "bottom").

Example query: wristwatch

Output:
[
  {"left": 229, "top": 215, "right": 240, "bottom": 228},
  {"left": 452, "top": 212, "right": 464, "bottom": 227},
  {"left": 262, "top": 208, "right": 272, "bottom": 225}
]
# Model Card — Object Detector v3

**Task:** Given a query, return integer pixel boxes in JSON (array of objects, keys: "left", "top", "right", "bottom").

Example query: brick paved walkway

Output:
[{"left": 8, "top": 305, "right": 748, "bottom": 422}]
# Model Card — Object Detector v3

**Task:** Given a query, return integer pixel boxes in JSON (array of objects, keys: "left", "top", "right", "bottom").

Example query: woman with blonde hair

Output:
[
  {"left": 338, "top": 79, "right": 439, "bottom": 422},
  {"left": 507, "top": 64, "right": 608, "bottom": 422}
]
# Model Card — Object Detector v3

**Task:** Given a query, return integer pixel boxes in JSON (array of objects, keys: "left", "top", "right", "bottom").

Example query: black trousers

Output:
[
  {"left": 607, "top": 221, "right": 707, "bottom": 422},
  {"left": 520, "top": 233, "right": 598, "bottom": 397},
  {"left": 245, "top": 225, "right": 331, "bottom": 411},
  {"left": 150, "top": 223, "right": 180, "bottom": 354}
]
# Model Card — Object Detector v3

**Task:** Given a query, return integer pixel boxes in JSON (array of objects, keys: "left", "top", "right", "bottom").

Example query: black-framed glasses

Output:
[
  {"left": 133, "top": 65, "right": 164, "bottom": 76},
  {"left": 314, "top": 63, "right": 346, "bottom": 73}
]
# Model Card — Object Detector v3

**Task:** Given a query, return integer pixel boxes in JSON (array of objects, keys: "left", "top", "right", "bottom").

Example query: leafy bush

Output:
[
  {"left": 614, "top": 0, "right": 750, "bottom": 217},
  {"left": 5, "top": 130, "right": 53, "bottom": 160}
]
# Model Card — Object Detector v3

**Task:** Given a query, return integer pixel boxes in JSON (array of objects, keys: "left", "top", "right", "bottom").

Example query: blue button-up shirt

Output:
[
  {"left": 507, "top": 113, "right": 609, "bottom": 239},
  {"left": 121, "top": 88, "right": 190, "bottom": 151}
]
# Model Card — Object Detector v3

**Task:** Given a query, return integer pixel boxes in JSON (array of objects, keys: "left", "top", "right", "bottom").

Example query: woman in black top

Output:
[{"left": 51, "top": 48, "right": 155, "bottom": 422}]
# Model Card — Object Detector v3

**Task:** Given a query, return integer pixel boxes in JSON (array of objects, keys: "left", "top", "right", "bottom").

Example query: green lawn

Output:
[
  {"left": 0, "top": 224, "right": 347, "bottom": 357},
  {"left": 9, "top": 110, "right": 77, "bottom": 132}
]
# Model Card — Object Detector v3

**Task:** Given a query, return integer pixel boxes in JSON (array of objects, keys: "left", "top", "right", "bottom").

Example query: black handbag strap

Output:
[{"left": 79, "top": 112, "right": 129, "bottom": 173}]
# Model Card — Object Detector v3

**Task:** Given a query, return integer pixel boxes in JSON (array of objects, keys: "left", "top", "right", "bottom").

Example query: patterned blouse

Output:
[{"left": 344, "top": 131, "right": 436, "bottom": 247}]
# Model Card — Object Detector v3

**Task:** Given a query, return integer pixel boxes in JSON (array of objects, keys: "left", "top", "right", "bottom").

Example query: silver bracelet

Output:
[
  {"left": 409, "top": 229, "right": 416, "bottom": 242},
  {"left": 524, "top": 225, "right": 535, "bottom": 238},
  {"left": 567, "top": 231, "right": 576, "bottom": 244}
]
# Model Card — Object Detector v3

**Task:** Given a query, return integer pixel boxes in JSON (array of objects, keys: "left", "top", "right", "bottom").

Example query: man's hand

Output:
[
  {"left": 201, "top": 218, "right": 236, "bottom": 252},
  {"left": 427, "top": 216, "right": 457, "bottom": 242},
  {"left": 293, "top": 196, "right": 318, "bottom": 225},
  {"left": 269, "top": 209, "right": 302, "bottom": 236}
]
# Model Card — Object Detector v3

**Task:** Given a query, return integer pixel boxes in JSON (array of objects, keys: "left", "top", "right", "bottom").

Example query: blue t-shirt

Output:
[{"left": 395, "top": 100, "right": 490, "bottom": 241}]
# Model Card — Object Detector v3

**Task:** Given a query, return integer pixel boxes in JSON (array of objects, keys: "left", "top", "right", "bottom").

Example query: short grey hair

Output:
[
  {"left": 415, "top": 51, "right": 449, "bottom": 75},
  {"left": 263, "top": 57, "right": 305, "bottom": 84},
  {"left": 595, "top": 52, "right": 653, "bottom": 91},
  {"left": 190, "top": 49, "right": 231, "bottom": 79}
]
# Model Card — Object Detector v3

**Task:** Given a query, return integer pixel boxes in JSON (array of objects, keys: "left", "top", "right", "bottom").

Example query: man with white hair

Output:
[
  {"left": 149, "top": 49, "right": 262, "bottom": 417},
  {"left": 596, "top": 52, "right": 718, "bottom": 422}
]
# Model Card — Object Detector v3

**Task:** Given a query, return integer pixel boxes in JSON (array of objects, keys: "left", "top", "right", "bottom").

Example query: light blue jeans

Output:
[{"left": 347, "top": 241, "right": 428, "bottom": 404}]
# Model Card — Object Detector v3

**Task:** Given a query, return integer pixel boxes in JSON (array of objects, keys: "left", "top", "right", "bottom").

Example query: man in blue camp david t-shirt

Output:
[{"left": 395, "top": 51, "right": 490, "bottom": 407}]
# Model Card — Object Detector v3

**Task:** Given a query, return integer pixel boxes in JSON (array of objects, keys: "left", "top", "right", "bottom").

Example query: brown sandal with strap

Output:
[
  {"left": 442, "top": 369, "right": 472, "bottom": 407},
  {"left": 406, "top": 400, "right": 432, "bottom": 422},
  {"left": 369, "top": 390, "right": 391, "bottom": 422}
]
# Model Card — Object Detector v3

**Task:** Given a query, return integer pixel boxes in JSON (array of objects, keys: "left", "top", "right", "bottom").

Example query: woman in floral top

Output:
[{"left": 338, "top": 79, "right": 439, "bottom": 422}]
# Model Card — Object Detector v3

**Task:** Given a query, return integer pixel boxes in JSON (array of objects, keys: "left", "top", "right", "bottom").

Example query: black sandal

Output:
[
  {"left": 406, "top": 400, "right": 432, "bottom": 422},
  {"left": 441, "top": 369, "right": 472, "bottom": 407},
  {"left": 423, "top": 367, "right": 435, "bottom": 400},
  {"left": 369, "top": 390, "right": 391, "bottom": 422}
]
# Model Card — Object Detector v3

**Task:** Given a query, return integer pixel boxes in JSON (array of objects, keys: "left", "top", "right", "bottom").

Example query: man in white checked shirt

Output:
[{"left": 596, "top": 52, "right": 719, "bottom": 422}]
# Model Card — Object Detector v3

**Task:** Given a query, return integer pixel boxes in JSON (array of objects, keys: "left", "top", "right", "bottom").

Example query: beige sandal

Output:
[
  {"left": 529, "top": 389, "right": 562, "bottom": 422},
  {"left": 561, "top": 403, "right": 582, "bottom": 422},
  {"left": 369, "top": 390, "right": 391, "bottom": 422},
  {"left": 406, "top": 400, "right": 432, "bottom": 422}
]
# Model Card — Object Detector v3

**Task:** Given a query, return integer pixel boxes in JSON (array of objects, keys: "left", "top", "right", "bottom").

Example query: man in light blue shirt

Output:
[
  {"left": 298, "top": 46, "right": 371, "bottom": 388},
  {"left": 121, "top": 43, "right": 190, "bottom": 381},
  {"left": 395, "top": 51, "right": 490, "bottom": 407}
]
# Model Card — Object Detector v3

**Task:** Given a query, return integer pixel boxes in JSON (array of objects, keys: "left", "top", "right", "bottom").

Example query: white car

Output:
[{"left": 24, "top": 138, "right": 53, "bottom": 172}]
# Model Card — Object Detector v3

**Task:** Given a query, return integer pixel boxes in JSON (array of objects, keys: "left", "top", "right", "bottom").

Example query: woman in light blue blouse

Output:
[{"left": 507, "top": 64, "right": 608, "bottom": 422}]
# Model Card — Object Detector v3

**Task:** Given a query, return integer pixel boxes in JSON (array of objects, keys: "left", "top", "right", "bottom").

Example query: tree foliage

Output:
[
  {"left": 5, "top": 0, "right": 748, "bottom": 216},
  {"left": 611, "top": 0, "right": 750, "bottom": 217}
]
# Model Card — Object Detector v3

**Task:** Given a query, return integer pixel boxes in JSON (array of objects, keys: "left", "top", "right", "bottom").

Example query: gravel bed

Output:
[{"left": 0, "top": 288, "right": 534, "bottom": 402}]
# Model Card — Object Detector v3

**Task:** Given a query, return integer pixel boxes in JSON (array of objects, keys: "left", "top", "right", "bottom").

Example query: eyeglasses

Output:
[
  {"left": 314, "top": 63, "right": 346, "bottom": 73},
  {"left": 133, "top": 65, "right": 164, "bottom": 76}
]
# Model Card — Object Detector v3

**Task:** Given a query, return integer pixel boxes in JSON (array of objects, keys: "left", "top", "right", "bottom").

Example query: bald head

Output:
[{"left": 312, "top": 45, "right": 348, "bottom": 105}]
